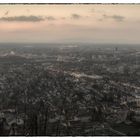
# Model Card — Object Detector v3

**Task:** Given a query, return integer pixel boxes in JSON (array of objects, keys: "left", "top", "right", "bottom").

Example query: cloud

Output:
[
  {"left": 71, "top": 14, "right": 81, "bottom": 19},
  {"left": 46, "top": 16, "right": 56, "bottom": 20},
  {"left": 4, "top": 10, "right": 9, "bottom": 16},
  {"left": 0, "top": 15, "right": 45, "bottom": 22},
  {"left": 103, "top": 14, "right": 125, "bottom": 22},
  {"left": 61, "top": 17, "right": 66, "bottom": 20},
  {"left": 111, "top": 15, "right": 125, "bottom": 22}
]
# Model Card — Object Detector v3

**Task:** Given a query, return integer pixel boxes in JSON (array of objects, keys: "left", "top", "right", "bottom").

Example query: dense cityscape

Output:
[{"left": 0, "top": 43, "right": 140, "bottom": 136}]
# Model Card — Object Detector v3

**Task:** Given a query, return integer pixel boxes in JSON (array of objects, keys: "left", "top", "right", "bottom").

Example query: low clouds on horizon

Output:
[
  {"left": 71, "top": 14, "right": 81, "bottom": 19},
  {"left": 102, "top": 14, "right": 125, "bottom": 22},
  {"left": 0, "top": 15, "right": 83, "bottom": 23},
  {"left": 0, "top": 12, "right": 125, "bottom": 23},
  {"left": 0, "top": 15, "right": 45, "bottom": 22},
  {"left": 0, "top": 14, "right": 81, "bottom": 22}
]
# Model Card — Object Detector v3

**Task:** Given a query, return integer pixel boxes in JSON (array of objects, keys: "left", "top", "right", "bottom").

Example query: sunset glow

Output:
[{"left": 0, "top": 4, "right": 140, "bottom": 44}]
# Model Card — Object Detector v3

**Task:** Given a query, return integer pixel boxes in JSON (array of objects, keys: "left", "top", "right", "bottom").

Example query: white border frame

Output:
[{"left": 0, "top": 0, "right": 140, "bottom": 3}]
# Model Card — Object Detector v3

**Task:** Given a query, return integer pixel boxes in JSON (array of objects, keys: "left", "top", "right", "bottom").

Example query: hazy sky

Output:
[{"left": 0, "top": 4, "right": 140, "bottom": 44}]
